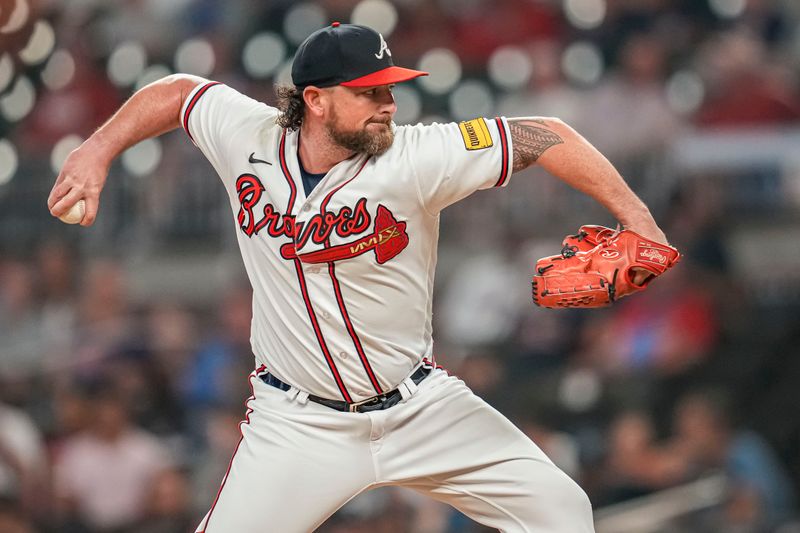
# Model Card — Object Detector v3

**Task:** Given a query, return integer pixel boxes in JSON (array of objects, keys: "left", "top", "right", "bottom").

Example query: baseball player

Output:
[{"left": 48, "top": 23, "right": 669, "bottom": 532}]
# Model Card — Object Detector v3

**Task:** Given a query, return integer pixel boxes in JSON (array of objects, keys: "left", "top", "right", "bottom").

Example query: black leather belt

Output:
[{"left": 259, "top": 365, "right": 431, "bottom": 413}]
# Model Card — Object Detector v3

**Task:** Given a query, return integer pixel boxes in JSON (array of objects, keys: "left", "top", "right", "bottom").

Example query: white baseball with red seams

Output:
[{"left": 184, "top": 83, "right": 595, "bottom": 532}]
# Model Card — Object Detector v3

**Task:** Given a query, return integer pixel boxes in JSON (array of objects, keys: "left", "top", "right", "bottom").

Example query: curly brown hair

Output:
[{"left": 275, "top": 85, "right": 305, "bottom": 131}]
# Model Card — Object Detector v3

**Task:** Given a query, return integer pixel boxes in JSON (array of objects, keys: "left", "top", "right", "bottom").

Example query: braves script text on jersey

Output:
[{"left": 184, "top": 82, "right": 595, "bottom": 532}]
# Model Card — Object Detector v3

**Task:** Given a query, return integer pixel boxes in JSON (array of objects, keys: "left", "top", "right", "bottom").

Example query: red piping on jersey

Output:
[
  {"left": 182, "top": 81, "right": 222, "bottom": 143},
  {"left": 279, "top": 130, "right": 353, "bottom": 403},
  {"left": 279, "top": 131, "right": 298, "bottom": 214},
  {"left": 200, "top": 370, "right": 257, "bottom": 532},
  {"left": 423, "top": 356, "right": 448, "bottom": 374},
  {"left": 318, "top": 157, "right": 384, "bottom": 395},
  {"left": 493, "top": 117, "right": 510, "bottom": 187}
]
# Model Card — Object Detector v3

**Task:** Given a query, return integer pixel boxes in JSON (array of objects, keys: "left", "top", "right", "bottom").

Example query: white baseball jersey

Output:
[{"left": 181, "top": 81, "right": 513, "bottom": 403}]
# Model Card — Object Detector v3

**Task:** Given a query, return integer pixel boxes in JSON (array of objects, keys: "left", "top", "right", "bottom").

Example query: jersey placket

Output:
[
  {"left": 278, "top": 129, "right": 354, "bottom": 403},
  {"left": 316, "top": 158, "right": 384, "bottom": 396}
]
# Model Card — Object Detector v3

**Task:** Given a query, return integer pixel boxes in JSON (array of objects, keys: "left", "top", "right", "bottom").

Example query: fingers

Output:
[
  {"left": 47, "top": 162, "right": 105, "bottom": 225},
  {"left": 47, "top": 174, "right": 69, "bottom": 211},
  {"left": 80, "top": 196, "right": 99, "bottom": 226},
  {"left": 49, "top": 187, "right": 84, "bottom": 218}
]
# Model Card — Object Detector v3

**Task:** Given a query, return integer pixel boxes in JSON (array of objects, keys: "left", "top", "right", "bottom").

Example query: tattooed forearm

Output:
[{"left": 508, "top": 118, "right": 564, "bottom": 173}]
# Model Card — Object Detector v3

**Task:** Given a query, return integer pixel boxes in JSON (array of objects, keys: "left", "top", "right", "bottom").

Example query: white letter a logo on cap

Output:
[{"left": 375, "top": 33, "right": 391, "bottom": 59}]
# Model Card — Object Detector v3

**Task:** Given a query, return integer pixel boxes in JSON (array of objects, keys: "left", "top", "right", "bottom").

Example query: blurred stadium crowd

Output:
[{"left": 2, "top": 0, "right": 800, "bottom": 532}]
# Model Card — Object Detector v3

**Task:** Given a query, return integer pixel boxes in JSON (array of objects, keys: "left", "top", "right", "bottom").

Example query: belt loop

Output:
[
  {"left": 294, "top": 389, "right": 310, "bottom": 405},
  {"left": 398, "top": 375, "right": 418, "bottom": 402}
]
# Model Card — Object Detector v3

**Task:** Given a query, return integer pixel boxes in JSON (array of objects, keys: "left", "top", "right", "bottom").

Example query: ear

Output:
[{"left": 303, "top": 86, "right": 327, "bottom": 119}]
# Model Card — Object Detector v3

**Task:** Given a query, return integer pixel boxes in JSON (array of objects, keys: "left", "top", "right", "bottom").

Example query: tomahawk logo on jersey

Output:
[{"left": 180, "top": 81, "right": 513, "bottom": 402}]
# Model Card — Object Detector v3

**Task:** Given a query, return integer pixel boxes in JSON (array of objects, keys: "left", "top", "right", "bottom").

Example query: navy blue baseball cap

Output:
[{"left": 291, "top": 22, "right": 428, "bottom": 88}]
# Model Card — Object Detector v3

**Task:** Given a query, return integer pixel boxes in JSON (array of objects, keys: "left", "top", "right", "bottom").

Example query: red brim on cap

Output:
[{"left": 341, "top": 66, "right": 429, "bottom": 87}]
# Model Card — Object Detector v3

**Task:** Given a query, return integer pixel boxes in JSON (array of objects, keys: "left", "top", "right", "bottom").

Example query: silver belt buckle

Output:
[{"left": 347, "top": 395, "right": 383, "bottom": 412}]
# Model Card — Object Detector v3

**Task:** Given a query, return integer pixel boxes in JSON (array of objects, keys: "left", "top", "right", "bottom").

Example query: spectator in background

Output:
[
  {"left": 138, "top": 469, "right": 195, "bottom": 533},
  {"left": 578, "top": 262, "right": 718, "bottom": 377},
  {"left": 189, "top": 405, "right": 242, "bottom": 518},
  {"left": 0, "top": 260, "right": 46, "bottom": 375},
  {"left": 579, "top": 32, "right": 682, "bottom": 167},
  {"left": 0, "top": 402, "right": 49, "bottom": 522},
  {"left": 180, "top": 284, "right": 254, "bottom": 420},
  {"left": 695, "top": 29, "right": 800, "bottom": 127},
  {"left": 597, "top": 410, "right": 686, "bottom": 506},
  {"left": 35, "top": 241, "right": 79, "bottom": 360},
  {"left": 449, "top": 352, "right": 507, "bottom": 408},
  {"left": 48, "top": 381, "right": 92, "bottom": 447},
  {"left": 106, "top": 344, "right": 185, "bottom": 436},
  {"left": 518, "top": 416, "right": 581, "bottom": 481},
  {"left": 671, "top": 390, "right": 797, "bottom": 530},
  {"left": 449, "top": 0, "right": 562, "bottom": 68},
  {"left": 19, "top": 44, "right": 121, "bottom": 150},
  {"left": 0, "top": 498, "right": 36, "bottom": 533},
  {"left": 498, "top": 40, "right": 584, "bottom": 129},
  {"left": 69, "top": 260, "right": 134, "bottom": 375},
  {"left": 320, "top": 487, "right": 415, "bottom": 533},
  {"left": 53, "top": 381, "right": 173, "bottom": 532}
]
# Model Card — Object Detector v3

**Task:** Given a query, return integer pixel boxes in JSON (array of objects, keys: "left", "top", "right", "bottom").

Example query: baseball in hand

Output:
[{"left": 59, "top": 199, "right": 85, "bottom": 224}]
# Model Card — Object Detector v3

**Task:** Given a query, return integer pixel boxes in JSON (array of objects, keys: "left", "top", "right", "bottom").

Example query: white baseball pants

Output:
[{"left": 195, "top": 368, "right": 594, "bottom": 532}]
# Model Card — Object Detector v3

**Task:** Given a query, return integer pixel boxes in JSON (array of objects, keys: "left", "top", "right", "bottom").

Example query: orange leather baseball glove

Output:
[{"left": 532, "top": 226, "right": 681, "bottom": 308}]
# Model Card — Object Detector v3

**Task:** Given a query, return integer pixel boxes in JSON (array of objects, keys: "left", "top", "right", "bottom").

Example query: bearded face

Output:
[{"left": 324, "top": 104, "right": 395, "bottom": 156}]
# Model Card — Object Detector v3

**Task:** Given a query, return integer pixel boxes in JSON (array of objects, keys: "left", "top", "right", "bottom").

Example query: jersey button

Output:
[
  {"left": 303, "top": 204, "right": 311, "bottom": 212},
  {"left": 323, "top": 311, "right": 331, "bottom": 319},
  {"left": 338, "top": 351, "right": 348, "bottom": 360},
  {"left": 309, "top": 267, "right": 320, "bottom": 274}
]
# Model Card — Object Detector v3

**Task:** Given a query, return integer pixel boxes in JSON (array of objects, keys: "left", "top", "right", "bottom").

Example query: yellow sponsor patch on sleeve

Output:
[{"left": 458, "top": 118, "right": 493, "bottom": 151}]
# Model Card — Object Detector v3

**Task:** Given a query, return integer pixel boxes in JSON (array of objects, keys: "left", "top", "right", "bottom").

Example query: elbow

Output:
[
  {"left": 153, "top": 74, "right": 208, "bottom": 121},
  {"left": 159, "top": 73, "right": 207, "bottom": 95},
  {"left": 542, "top": 116, "right": 573, "bottom": 134},
  {"left": 541, "top": 117, "right": 585, "bottom": 145}
]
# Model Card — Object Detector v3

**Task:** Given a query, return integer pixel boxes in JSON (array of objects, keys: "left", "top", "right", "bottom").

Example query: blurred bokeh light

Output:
[
  {"left": 351, "top": 0, "right": 399, "bottom": 37},
  {"left": 449, "top": 80, "right": 493, "bottom": 121},
  {"left": 107, "top": 41, "right": 148, "bottom": 88},
  {"left": 666, "top": 70, "right": 705, "bottom": 115},
  {"left": 561, "top": 41, "right": 603, "bottom": 85},
  {"left": 50, "top": 134, "right": 84, "bottom": 174},
  {"left": 0, "top": 0, "right": 29, "bottom": 34},
  {"left": 0, "top": 53, "right": 13, "bottom": 92},
  {"left": 417, "top": 48, "right": 461, "bottom": 94},
  {"left": 564, "top": 0, "right": 606, "bottom": 30},
  {"left": 174, "top": 38, "right": 215, "bottom": 78},
  {"left": 488, "top": 46, "right": 533, "bottom": 91},
  {"left": 135, "top": 64, "right": 172, "bottom": 91},
  {"left": 242, "top": 32, "right": 286, "bottom": 79},
  {"left": 391, "top": 84, "right": 422, "bottom": 124},
  {"left": 283, "top": 2, "right": 327, "bottom": 46},
  {"left": 709, "top": 0, "right": 747, "bottom": 19},
  {"left": 18, "top": 19, "right": 55, "bottom": 65},
  {"left": 0, "top": 76, "right": 35, "bottom": 122},
  {"left": 40, "top": 49, "right": 76, "bottom": 91},
  {"left": 0, "top": 139, "right": 18, "bottom": 185},
  {"left": 122, "top": 138, "right": 163, "bottom": 177}
]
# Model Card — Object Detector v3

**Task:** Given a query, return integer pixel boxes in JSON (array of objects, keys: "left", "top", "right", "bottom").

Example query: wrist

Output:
[
  {"left": 618, "top": 205, "right": 654, "bottom": 229},
  {"left": 83, "top": 131, "right": 118, "bottom": 170}
]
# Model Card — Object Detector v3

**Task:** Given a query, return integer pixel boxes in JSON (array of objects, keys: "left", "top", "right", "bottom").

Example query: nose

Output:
[{"left": 379, "top": 87, "right": 396, "bottom": 115}]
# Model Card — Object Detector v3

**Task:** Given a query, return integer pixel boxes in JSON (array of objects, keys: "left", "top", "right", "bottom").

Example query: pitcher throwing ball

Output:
[{"left": 48, "top": 23, "right": 675, "bottom": 532}]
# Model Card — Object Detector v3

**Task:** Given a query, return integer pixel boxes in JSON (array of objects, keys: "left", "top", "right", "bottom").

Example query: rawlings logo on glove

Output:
[{"left": 532, "top": 225, "right": 680, "bottom": 308}]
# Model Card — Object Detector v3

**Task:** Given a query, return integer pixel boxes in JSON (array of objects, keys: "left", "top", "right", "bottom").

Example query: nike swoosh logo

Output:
[{"left": 248, "top": 152, "right": 272, "bottom": 166}]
